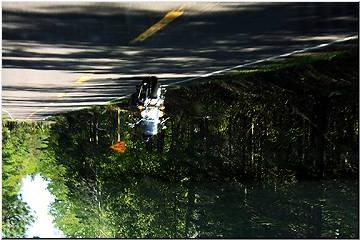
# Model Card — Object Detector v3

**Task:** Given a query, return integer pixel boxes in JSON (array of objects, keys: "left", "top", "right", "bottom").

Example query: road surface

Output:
[{"left": 2, "top": 2, "right": 358, "bottom": 120}]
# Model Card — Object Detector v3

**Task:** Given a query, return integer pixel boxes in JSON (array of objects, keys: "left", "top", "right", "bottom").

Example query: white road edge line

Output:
[
  {"left": 37, "top": 34, "right": 356, "bottom": 121},
  {"left": 4, "top": 101, "right": 125, "bottom": 107},
  {"left": 2, "top": 108, "right": 15, "bottom": 120},
  {"left": 163, "top": 35, "right": 358, "bottom": 87}
]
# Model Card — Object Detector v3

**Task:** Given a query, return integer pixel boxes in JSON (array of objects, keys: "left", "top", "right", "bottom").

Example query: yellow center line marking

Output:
[
  {"left": 26, "top": 75, "right": 92, "bottom": 120},
  {"left": 130, "top": 5, "right": 185, "bottom": 44},
  {"left": 26, "top": 5, "right": 184, "bottom": 119},
  {"left": 57, "top": 92, "right": 67, "bottom": 98},
  {"left": 74, "top": 75, "right": 92, "bottom": 85}
]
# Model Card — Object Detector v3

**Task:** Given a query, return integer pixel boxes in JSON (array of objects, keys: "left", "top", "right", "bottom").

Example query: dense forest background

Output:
[
  {"left": 2, "top": 50, "right": 358, "bottom": 238},
  {"left": 162, "top": 50, "right": 359, "bottom": 181}
]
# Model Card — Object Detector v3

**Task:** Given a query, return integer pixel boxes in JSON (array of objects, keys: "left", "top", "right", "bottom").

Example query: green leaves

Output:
[
  {"left": 2, "top": 121, "right": 49, "bottom": 238},
  {"left": 3, "top": 50, "right": 357, "bottom": 238}
]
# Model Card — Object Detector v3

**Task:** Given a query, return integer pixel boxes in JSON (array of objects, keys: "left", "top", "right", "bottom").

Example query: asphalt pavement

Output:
[{"left": 2, "top": 2, "right": 358, "bottom": 120}]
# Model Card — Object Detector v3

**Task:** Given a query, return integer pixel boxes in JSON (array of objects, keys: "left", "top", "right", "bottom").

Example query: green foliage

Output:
[
  {"left": 2, "top": 121, "right": 50, "bottom": 238},
  {"left": 1, "top": 194, "right": 34, "bottom": 238},
  {"left": 233, "top": 51, "right": 349, "bottom": 75},
  {"left": 40, "top": 50, "right": 358, "bottom": 187},
  {"left": 4, "top": 50, "right": 357, "bottom": 238}
]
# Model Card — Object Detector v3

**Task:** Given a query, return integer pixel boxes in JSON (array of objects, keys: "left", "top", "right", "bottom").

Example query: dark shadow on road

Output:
[
  {"left": 2, "top": 2, "right": 358, "bottom": 120},
  {"left": 2, "top": 2, "right": 358, "bottom": 76}
]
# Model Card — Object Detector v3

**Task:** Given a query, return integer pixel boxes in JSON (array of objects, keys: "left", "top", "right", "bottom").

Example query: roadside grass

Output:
[{"left": 230, "top": 51, "right": 348, "bottom": 75}]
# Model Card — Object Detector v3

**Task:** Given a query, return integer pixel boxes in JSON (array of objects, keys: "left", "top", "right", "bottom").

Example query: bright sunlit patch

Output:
[{"left": 20, "top": 175, "right": 65, "bottom": 238}]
